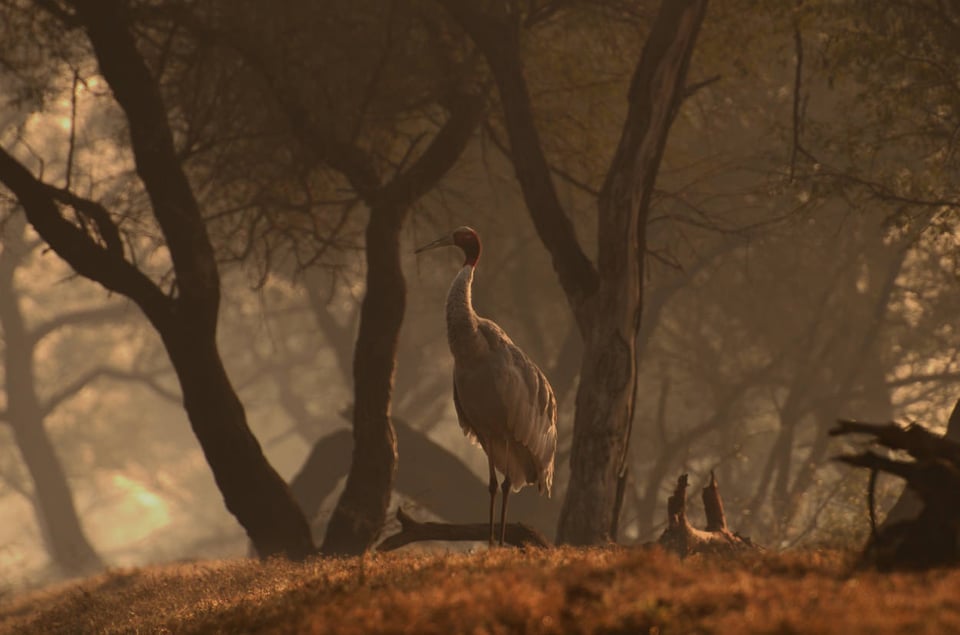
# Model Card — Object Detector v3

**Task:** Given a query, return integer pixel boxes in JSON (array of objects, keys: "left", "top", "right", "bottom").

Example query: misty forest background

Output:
[{"left": 2, "top": 0, "right": 960, "bottom": 588}]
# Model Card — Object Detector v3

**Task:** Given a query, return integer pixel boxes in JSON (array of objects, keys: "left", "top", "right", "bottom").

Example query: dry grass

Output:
[{"left": 1, "top": 545, "right": 958, "bottom": 634}]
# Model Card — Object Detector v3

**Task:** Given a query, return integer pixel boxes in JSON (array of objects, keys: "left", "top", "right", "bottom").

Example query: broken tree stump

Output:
[
  {"left": 831, "top": 419, "right": 960, "bottom": 570},
  {"left": 376, "top": 507, "right": 552, "bottom": 551},
  {"left": 658, "top": 472, "right": 758, "bottom": 557}
]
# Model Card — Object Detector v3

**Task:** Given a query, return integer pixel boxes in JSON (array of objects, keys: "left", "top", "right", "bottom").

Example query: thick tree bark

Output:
[
  {"left": 321, "top": 206, "right": 403, "bottom": 554},
  {"left": 442, "top": 0, "right": 708, "bottom": 545},
  {"left": 0, "top": 225, "right": 103, "bottom": 576}
]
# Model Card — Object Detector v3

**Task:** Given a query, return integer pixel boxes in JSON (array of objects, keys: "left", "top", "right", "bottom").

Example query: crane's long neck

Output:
[{"left": 446, "top": 265, "right": 485, "bottom": 359}]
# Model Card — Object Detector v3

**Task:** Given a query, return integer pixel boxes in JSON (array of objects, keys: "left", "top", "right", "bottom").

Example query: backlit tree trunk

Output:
[
  {"left": 0, "top": 222, "right": 103, "bottom": 576},
  {"left": 441, "top": 0, "right": 708, "bottom": 544}
]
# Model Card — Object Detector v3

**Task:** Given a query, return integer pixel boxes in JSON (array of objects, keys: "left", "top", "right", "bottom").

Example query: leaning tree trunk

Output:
[
  {"left": 163, "top": 330, "right": 315, "bottom": 559},
  {"left": 0, "top": 223, "right": 103, "bottom": 576},
  {"left": 0, "top": 0, "right": 316, "bottom": 559},
  {"left": 321, "top": 206, "right": 403, "bottom": 555}
]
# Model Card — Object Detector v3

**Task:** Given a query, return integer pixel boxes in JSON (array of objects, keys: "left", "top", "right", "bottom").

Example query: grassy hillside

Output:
[{"left": 1, "top": 546, "right": 957, "bottom": 634}]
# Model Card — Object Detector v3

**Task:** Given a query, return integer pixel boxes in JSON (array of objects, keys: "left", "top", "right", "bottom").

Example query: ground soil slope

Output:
[{"left": 1, "top": 546, "right": 958, "bottom": 634}]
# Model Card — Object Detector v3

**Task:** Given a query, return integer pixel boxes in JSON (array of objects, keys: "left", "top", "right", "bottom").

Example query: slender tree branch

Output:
[
  {"left": 377, "top": 93, "right": 486, "bottom": 210},
  {"left": 0, "top": 147, "right": 173, "bottom": 326},
  {"left": 68, "top": 0, "right": 221, "bottom": 330},
  {"left": 29, "top": 303, "right": 130, "bottom": 346},
  {"left": 789, "top": 2, "right": 804, "bottom": 182}
]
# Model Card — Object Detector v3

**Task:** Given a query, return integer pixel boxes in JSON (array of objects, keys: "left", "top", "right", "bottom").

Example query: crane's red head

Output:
[{"left": 414, "top": 226, "right": 481, "bottom": 267}]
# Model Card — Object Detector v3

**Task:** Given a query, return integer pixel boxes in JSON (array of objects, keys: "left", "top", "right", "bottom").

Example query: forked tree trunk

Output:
[
  {"left": 658, "top": 472, "right": 758, "bottom": 557},
  {"left": 312, "top": 92, "right": 483, "bottom": 554}
]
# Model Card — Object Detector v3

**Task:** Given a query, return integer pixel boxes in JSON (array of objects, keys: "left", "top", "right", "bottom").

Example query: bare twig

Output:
[{"left": 789, "top": 1, "right": 805, "bottom": 181}]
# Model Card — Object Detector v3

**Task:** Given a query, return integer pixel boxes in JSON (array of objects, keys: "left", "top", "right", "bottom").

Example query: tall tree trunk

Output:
[
  {"left": 558, "top": 0, "right": 708, "bottom": 544},
  {"left": 321, "top": 206, "right": 403, "bottom": 554},
  {"left": 8, "top": 420, "right": 104, "bottom": 576},
  {"left": 0, "top": 225, "right": 103, "bottom": 576},
  {"left": 308, "top": 91, "right": 482, "bottom": 554},
  {"left": 441, "top": 0, "right": 707, "bottom": 545}
]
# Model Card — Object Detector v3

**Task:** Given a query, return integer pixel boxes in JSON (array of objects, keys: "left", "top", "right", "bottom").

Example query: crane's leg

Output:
[
  {"left": 499, "top": 478, "right": 511, "bottom": 547},
  {"left": 487, "top": 456, "right": 498, "bottom": 547}
]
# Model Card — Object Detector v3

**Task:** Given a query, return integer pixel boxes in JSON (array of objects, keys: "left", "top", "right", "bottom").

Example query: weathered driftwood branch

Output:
[
  {"left": 831, "top": 419, "right": 960, "bottom": 569},
  {"left": 376, "top": 508, "right": 551, "bottom": 551},
  {"left": 658, "top": 472, "right": 758, "bottom": 557}
]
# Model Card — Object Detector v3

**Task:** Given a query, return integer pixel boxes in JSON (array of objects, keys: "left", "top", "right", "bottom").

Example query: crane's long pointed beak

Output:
[{"left": 414, "top": 235, "right": 454, "bottom": 254}]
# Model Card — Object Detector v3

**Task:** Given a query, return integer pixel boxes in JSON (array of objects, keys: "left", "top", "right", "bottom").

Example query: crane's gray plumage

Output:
[{"left": 417, "top": 226, "right": 557, "bottom": 545}]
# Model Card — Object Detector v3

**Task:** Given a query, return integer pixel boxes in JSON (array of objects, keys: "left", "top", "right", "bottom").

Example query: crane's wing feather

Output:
[
  {"left": 453, "top": 379, "right": 481, "bottom": 447},
  {"left": 454, "top": 319, "right": 557, "bottom": 494}
]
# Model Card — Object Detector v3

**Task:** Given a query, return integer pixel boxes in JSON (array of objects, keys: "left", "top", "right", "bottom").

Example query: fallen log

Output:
[
  {"left": 831, "top": 418, "right": 960, "bottom": 570},
  {"left": 376, "top": 508, "right": 552, "bottom": 551},
  {"left": 658, "top": 472, "right": 758, "bottom": 557}
]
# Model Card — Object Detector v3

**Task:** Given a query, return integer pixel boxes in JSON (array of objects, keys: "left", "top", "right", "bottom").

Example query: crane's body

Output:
[{"left": 417, "top": 227, "right": 557, "bottom": 546}]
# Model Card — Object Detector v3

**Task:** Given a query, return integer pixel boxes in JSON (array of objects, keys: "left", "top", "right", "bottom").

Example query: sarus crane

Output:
[{"left": 415, "top": 226, "right": 557, "bottom": 546}]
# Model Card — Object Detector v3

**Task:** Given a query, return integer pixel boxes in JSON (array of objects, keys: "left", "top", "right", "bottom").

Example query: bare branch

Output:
[
  {"left": 41, "top": 183, "right": 124, "bottom": 257},
  {"left": 69, "top": 0, "right": 221, "bottom": 329},
  {"left": 65, "top": 69, "right": 79, "bottom": 189},
  {"left": 29, "top": 303, "right": 131, "bottom": 345},
  {"left": 39, "top": 367, "right": 106, "bottom": 418},
  {"left": 789, "top": 2, "right": 804, "bottom": 182},
  {"left": 377, "top": 92, "right": 485, "bottom": 210},
  {"left": 0, "top": 147, "right": 173, "bottom": 327}
]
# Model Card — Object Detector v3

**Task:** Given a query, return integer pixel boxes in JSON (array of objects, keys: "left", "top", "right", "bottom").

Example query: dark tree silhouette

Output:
[
  {"left": 832, "top": 418, "right": 960, "bottom": 569},
  {"left": 0, "top": 0, "right": 314, "bottom": 559}
]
